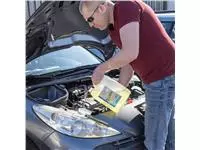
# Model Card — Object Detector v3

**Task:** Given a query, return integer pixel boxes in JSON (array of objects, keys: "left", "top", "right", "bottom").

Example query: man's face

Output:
[{"left": 81, "top": 3, "right": 109, "bottom": 30}]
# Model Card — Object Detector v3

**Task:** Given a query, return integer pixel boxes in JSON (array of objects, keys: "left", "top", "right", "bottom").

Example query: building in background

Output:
[
  {"left": 144, "top": 0, "right": 175, "bottom": 11},
  {"left": 26, "top": 1, "right": 42, "bottom": 20},
  {"left": 26, "top": 0, "right": 175, "bottom": 21},
  {"left": 167, "top": 0, "right": 175, "bottom": 10}
]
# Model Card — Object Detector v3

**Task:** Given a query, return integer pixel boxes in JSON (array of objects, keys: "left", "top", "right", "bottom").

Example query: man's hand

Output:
[
  {"left": 119, "top": 64, "right": 134, "bottom": 87},
  {"left": 92, "top": 64, "right": 107, "bottom": 85}
]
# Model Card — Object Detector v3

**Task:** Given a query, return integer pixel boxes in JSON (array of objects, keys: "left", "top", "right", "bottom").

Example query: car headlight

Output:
[{"left": 33, "top": 104, "right": 120, "bottom": 138}]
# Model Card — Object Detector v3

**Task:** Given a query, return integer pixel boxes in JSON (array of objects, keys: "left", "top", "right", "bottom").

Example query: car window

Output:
[
  {"left": 171, "top": 25, "right": 175, "bottom": 41},
  {"left": 161, "top": 22, "right": 173, "bottom": 35},
  {"left": 160, "top": 21, "right": 175, "bottom": 41},
  {"left": 26, "top": 46, "right": 101, "bottom": 75}
]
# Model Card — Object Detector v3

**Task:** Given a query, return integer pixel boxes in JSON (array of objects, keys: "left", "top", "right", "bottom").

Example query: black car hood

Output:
[{"left": 26, "top": 1, "right": 114, "bottom": 62}]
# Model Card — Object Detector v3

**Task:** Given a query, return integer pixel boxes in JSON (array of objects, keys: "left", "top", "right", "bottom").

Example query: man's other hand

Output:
[{"left": 92, "top": 64, "right": 106, "bottom": 85}]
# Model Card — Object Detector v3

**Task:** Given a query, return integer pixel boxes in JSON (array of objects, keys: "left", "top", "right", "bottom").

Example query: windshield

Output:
[{"left": 26, "top": 46, "right": 101, "bottom": 76}]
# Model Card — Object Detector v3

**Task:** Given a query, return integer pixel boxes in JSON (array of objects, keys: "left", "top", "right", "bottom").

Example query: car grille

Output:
[{"left": 94, "top": 136, "right": 145, "bottom": 150}]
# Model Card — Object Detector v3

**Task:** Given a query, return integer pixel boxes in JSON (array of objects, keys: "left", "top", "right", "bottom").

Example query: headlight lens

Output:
[{"left": 33, "top": 104, "right": 120, "bottom": 138}]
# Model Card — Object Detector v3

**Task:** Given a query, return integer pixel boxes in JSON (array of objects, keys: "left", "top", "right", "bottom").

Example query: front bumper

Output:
[{"left": 43, "top": 131, "right": 144, "bottom": 150}]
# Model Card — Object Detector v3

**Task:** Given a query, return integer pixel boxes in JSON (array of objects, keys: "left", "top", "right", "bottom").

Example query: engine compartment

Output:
[{"left": 26, "top": 76, "right": 145, "bottom": 116}]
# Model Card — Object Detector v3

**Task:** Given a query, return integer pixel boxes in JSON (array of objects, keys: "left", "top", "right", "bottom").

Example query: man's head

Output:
[{"left": 79, "top": 0, "right": 113, "bottom": 30}]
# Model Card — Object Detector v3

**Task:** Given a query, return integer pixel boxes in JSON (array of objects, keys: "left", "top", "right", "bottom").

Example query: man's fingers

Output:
[
  {"left": 92, "top": 73, "right": 102, "bottom": 85},
  {"left": 92, "top": 66, "right": 105, "bottom": 85},
  {"left": 92, "top": 76, "right": 100, "bottom": 85}
]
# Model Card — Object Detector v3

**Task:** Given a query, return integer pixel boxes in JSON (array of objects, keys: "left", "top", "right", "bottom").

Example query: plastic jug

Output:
[{"left": 90, "top": 75, "right": 131, "bottom": 113}]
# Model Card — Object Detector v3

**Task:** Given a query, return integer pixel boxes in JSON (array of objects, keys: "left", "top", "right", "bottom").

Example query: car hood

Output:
[{"left": 26, "top": 1, "right": 113, "bottom": 62}]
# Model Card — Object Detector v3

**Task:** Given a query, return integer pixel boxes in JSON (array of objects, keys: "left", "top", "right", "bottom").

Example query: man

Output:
[{"left": 79, "top": 0, "right": 175, "bottom": 150}]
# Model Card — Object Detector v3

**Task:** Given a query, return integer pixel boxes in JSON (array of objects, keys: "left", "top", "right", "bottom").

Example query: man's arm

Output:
[
  {"left": 92, "top": 22, "right": 139, "bottom": 85},
  {"left": 119, "top": 64, "right": 134, "bottom": 87},
  {"left": 99, "top": 22, "right": 139, "bottom": 72}
]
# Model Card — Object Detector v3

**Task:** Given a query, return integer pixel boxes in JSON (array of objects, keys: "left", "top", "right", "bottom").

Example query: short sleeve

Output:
[{"left": 115, "top": 1, "right": 142, "bottom": 29}]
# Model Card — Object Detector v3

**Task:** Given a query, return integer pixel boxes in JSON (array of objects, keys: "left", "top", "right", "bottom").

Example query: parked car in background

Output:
[
  {"left": 157, "top": 11, "right": 175, "bottom": 42},
  {"left": 26, "top": 1, "right": 145, "bottom": 150}
]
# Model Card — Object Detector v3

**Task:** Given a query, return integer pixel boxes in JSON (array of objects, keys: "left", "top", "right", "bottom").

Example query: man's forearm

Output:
[
  {"left": 119, "top": 64, "right": 134, "bottom": 87},
  {"left": 100, "top": 48, "right": 137, "bottom": 73}
]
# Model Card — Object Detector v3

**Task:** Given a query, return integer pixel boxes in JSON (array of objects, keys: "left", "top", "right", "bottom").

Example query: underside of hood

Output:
[{"left": 26, "top": 1, "right": 112, "bottom": 61}]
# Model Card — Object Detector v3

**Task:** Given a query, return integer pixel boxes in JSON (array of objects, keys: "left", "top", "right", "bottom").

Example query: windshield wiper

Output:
[
  {"left": 26, "top": 74, "right": 54, "bottom": 80},
  {"left": 51, "top": 65, "right": 98, "bottom": 77},
  {"left": 26, "top": 64, "right": 98, "bottom": 79}
]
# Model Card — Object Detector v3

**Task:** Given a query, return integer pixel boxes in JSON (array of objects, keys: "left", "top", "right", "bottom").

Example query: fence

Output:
[{"left": 26, "top": 0, "right": 175, "bottom": 20}]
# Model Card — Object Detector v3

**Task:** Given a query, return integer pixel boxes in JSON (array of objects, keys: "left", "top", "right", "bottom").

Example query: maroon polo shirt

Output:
[{"left": 108, "top": 0, "right": 175, "bottom": 84}]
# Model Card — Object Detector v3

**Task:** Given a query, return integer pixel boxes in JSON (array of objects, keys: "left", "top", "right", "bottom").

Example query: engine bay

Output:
[{"left": 27, "top": 76, "right": 146, "bottom": 116}]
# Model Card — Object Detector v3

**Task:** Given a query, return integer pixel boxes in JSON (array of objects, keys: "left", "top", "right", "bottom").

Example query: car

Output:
[
  {"left": 156, "top": 11, "right": 175, "bottom": 42},
  {"left": 26, "top": 1, "right": 146, "bottom": 150}
]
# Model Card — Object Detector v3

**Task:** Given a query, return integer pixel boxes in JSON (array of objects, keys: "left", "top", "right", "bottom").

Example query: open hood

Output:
[{"left": 26, "top": 1, "right": 114, "bottom": 62}]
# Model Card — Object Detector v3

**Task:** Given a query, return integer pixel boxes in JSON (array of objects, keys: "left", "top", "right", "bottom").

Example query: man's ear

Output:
[{"left": 98, "top": 4, "right": 106, "bottom": 14}]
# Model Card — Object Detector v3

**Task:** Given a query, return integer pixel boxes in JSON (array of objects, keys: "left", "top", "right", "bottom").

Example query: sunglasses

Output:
[{"left": 87, "top": 2, "right": 105, "bottom": 23}]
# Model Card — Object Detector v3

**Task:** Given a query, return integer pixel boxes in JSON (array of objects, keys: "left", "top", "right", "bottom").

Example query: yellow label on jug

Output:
[{"left": 90, "top": 75, "right": 131, "bottom": 114}]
